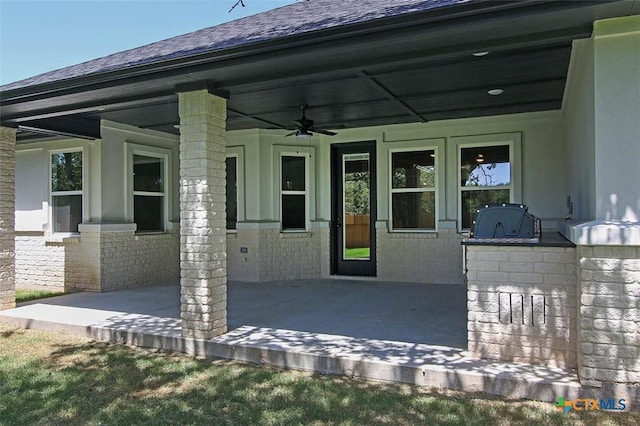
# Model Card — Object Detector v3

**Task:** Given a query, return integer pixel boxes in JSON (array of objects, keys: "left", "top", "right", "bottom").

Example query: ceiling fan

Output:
[{"left": 285, "top": 105, "right": 337, "bottom": 138}]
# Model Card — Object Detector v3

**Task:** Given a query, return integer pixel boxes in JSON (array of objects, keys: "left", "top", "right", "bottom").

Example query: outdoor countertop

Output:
[{"left": 461, "top": 232, "right": 575, "bottom": 247}]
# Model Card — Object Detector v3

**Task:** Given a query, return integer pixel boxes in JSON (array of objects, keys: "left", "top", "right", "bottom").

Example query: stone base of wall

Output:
[
  {"left": 377, "top": 228, "right": 465, "bottom": 284},
  {"left": 100, "top": 232, "right": 180, "bottom": 291},
  {"left": 578, "top": 245, "right": 640, "bottom": 388},
  {"left": 16, "top": 233, "right": 66, "bottom": 290},
  {"left": 15, "top": 230, "right": 179, "bottom": 292},
  {"left": 466, "top": 245, "right": 577, "bottom": 369},
  {"left": 227, "top": 227, "right": 323, "bottom": 281},
  {"left": 65, "top": 232, "right": 100, "bottom": 292},
  {"left": 227, "top": 226, "right": 466, "bottom": 283}
]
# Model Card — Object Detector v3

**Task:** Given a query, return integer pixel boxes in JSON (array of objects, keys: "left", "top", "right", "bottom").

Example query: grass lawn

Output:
[
  {"left": 344, "top": 247, "right": 370, "bottom": 259},
  {"left": 15, "top": 289, "right": 65, "bottom": 303},
  {"left": 0, "top": 323, "right": 637, "bottom": 426}
]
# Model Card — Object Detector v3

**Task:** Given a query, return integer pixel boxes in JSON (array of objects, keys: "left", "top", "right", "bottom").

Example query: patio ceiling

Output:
[{"left": 1, "top": 0, "right": 637, "bottom": 142}]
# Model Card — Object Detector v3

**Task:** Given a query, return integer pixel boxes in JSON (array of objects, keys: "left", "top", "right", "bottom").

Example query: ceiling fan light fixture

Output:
[
  {"left": 296, "top": 129, "right": 313, "bottom": 139},
  {"left": 285, "top": 105, "right": 337, "bottom": 138}
]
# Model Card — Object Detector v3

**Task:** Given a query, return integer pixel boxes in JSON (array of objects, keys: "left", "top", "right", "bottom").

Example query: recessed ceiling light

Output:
[
  {"left": 488, "top": 88, "right": 504, "bottom": 96},
  {"left": 173, "top": 124, "right": 181, "bottom": 129},
  {"left": 473, "top": 51, "right": 490, "bottom": 57}
]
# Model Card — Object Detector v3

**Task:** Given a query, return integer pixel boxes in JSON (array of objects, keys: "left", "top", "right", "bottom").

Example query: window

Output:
[
  {"left": 226, "top": 146, "right": 245, "bottom": 230},
  {"left": 133, "top": 154, "right": 166, "bottom": 232},
  {"left": 390, "top": 149, "right": 437, "bottom": 230},
  {"left": 459, "top": 144, "right": 511, "bottom": 230},
  {"left": 281, "top": 155, "right": 307, "bottom": 230},
  {"left": 51, "top": 151, "right": 83, "bottom": 233},
  {"left": 226, "top": 156, "right": 237, "bottom": 230}
]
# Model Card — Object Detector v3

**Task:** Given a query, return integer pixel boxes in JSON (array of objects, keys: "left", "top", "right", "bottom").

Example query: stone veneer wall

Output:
[
  {"left": 65, "top": 232, "right": 100, "bottom": 291},
  {"left": 577, "top": 246, "right": 640, "bottom": 389},
  {"left": 98, "top": 231, "right": 180, "bottom": 291},
  {"left": 259, "top": 230, "right": 321, "bottom": 281},
  {"left": 466, "top": 245, "right": 577, "bottom": 369},
  {"left": 377, "top": 228, "right": 465, "bottom": 284},
  {"left": 227, "top": 230, "right": 259, "bottom": 282},
  {"left": 14, "top": 231, "right": 179, "bottom": 292},
  {"left": 227, "top": 227, "right": 464, "bottom": 283},
  {"left": 227, "top": 228, "right": 324, "bottom": 281},
  {"left": 15, "top": 233, "right": 67, "bottom": 289}
]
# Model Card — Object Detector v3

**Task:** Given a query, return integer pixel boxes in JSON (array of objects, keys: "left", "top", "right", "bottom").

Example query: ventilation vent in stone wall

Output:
[{"left": 498, "top": 292, "right": 546, "bottom": 326}]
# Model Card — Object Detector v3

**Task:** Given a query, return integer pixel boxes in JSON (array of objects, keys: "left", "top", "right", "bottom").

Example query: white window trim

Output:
[
  {"left": 49, "top": 147, "right": 86, "bottom": 235},
  {"left": 125, "top": 143, "right": 171, "bottom": 233},
  {"left": 273, "top": 145, "right": 315, "bottom": 232},
  {"left": 226, "top": 146, "right": 245, "bottom": 232},
  {"left": 388, "top": 146, "right": 439, "bottom": 232},
  {"left": 452, "top": 133, "right": 522, "bottom": 232},
  {"left": 280, "top": 153, "right": 309, "bottom": 232}
]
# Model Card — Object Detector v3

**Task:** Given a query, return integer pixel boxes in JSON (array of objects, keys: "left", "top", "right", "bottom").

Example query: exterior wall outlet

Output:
[{"left": 240, "top": 247, "right": 248, "bottom": 253}]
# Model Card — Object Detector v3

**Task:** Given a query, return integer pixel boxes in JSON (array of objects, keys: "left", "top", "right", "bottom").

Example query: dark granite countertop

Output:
[{"left": 461, "top": 232, "right": 575, "bottom": 247}]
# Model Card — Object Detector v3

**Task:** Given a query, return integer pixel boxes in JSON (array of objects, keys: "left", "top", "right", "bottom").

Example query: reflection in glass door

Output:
[
  {"left": 331, "top": 141, "right": 376, "bottom": 276},
  {"left": 342, "top": 154, "right": 370, "bottom": 260}
]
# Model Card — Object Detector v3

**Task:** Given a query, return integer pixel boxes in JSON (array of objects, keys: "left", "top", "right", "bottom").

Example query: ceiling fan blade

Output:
[
  {"left": 288, "top": 105, "right": 336, "bottom": 137},
  {"left": 313, "top": 128, "right": 337, "bottom": 136},
  {"left": 284, "top": 130, "right": 298, "bottom": 137}
]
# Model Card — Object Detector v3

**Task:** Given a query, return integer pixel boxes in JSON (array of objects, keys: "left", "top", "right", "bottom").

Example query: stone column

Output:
[
  {"left": 178, "top": 89, "right": 228, "bottom": 339},
  {"left": 0, "top": 127, "right": 16, "bottom": 310}
]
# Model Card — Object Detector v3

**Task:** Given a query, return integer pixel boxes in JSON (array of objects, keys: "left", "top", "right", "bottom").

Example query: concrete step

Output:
[{"left": 0, "top": 303, "right": 582, "bottom": 403}]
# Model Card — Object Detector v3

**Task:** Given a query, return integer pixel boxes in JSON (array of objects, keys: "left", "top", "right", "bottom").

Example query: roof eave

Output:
[{"left": 1, "top": 0, "right": 556, "bottom": 102}]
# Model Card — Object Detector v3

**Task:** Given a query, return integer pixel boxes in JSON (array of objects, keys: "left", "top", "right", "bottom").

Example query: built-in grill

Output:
[{"left": 471, "top": 203, "right": 540, "bottom": 242}]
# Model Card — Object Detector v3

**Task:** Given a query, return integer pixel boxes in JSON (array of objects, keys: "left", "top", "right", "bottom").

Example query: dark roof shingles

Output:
[{"left": 1, "top": 0, "right": 468, "bottom": 91}]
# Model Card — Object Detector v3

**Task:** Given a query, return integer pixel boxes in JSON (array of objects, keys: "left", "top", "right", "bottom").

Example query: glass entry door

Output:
[{"left": 331, "top": 142, "right": 376, "bottom": 276}]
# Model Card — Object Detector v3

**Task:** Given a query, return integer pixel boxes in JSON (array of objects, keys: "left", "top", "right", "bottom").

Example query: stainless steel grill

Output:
[{"left": 471, "top": 203, "right": 540, "bottom": 240}]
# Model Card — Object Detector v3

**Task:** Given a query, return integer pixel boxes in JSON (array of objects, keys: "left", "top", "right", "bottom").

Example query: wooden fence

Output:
[{"left": 345, "top": 214, "right": 370, "bottom": 248}]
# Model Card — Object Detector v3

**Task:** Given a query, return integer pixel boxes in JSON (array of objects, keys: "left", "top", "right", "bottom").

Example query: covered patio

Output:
[
  {"left": 1, "top": 0, "right": 639, "bottom": 406},
  {"left": 0, "top": 279, "right": 583, "bottom": 401},
  {"left": 4, "top": 279, "right": 467, "bottom": 347}
]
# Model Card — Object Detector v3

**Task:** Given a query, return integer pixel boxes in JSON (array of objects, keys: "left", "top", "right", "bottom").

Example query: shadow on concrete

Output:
[
  {"left": 1, "top": 279, "right": 592, "bottom": 402},
  {"left": 14, "top": 279, "right": 467, "bottom": 348}
]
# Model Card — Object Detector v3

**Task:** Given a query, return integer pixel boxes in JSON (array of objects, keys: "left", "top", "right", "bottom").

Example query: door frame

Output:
[{"left": 330, "top": 141, "right": 377, "bottom": 276}]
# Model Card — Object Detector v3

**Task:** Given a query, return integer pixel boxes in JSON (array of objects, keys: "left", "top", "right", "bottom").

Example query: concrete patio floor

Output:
[{"left": 0, "top": 279, "right": 584, "bottom": 402}]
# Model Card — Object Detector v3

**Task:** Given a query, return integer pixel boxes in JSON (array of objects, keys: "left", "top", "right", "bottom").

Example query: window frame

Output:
[
  {"left": 455, "top": 134, "right": 521, "bottom": 232},
  {"left": 126, "top": 143, "right": 171, "bottom": 233},
  {"left": 279, "top": 152, "right": 310, "bottom": 232},
  {"left": 226, "top": 146, "right": 245, "bottom": 232},
  {"left": 49, "top": 147, "right": 86, "bottom": 235},
  {"left": 388, "top": 146, "right": 439, "bottom": 232}
]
